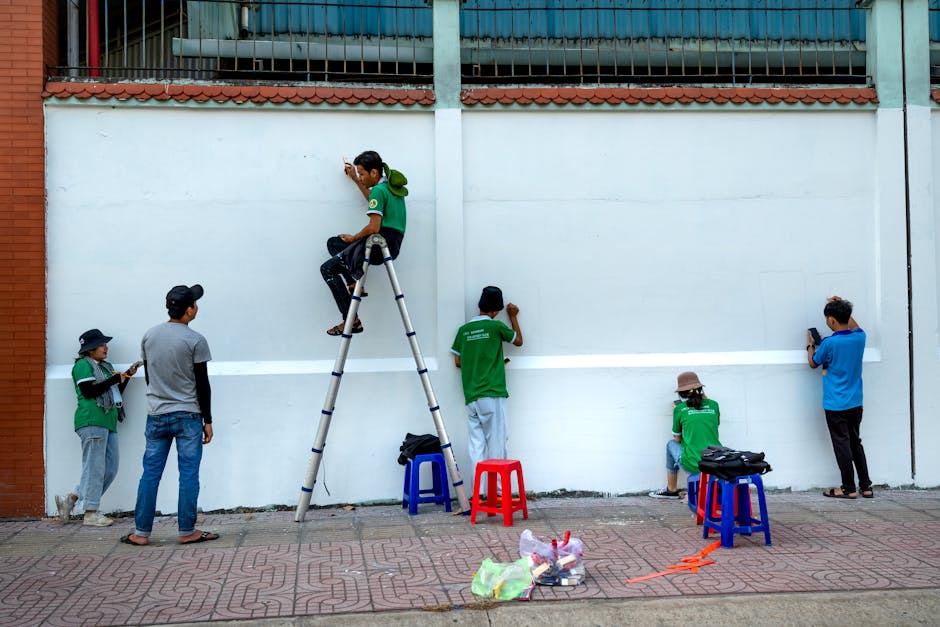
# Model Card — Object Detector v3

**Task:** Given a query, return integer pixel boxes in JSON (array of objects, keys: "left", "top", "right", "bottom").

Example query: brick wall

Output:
[{"left": 0, "top": 1, "right": 50, "bottom": 517}]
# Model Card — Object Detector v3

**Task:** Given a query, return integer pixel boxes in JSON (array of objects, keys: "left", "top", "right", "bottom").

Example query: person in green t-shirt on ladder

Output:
[
  {"left": 451, "top": 286, "right": 524, "bottom": 491},
  {"left": 649, "top": 371, "right": 722, "bottom": 499},
  {"left": 320, "top": 150, "right": 408, "bottom": 336}
]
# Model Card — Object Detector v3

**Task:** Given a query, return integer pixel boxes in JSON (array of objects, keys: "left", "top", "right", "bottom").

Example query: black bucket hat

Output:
[
  {"left": 478, "top": 286, "right": 504, "bottom": 312},
  {"left": 78, "top": 329, "right": 112, "bottom": 354}
]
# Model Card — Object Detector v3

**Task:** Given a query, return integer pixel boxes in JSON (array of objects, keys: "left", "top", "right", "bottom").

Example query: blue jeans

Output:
[
  {"left": 665, "top": 439, "right": 682, "bottom": 473},
  {"left": 75, "top": 426, "right": 119, "bottom": 511},
  {"left": 134, "top": 412, "right": 204, "bottom": 537}
]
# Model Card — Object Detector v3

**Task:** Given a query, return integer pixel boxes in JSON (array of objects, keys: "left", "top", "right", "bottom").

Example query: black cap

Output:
[
  {"left": 478, "top": 286, "right": 504, "bottom": 312},
  {"left": 78, "top": 329, "right": 112, "bottom": 354},
  {"left": 166, "top": 284, "right": 204, "bottom": 311}
]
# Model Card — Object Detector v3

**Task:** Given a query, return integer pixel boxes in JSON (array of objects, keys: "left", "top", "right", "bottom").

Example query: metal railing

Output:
[
  {"left": 50, "top": 0, "right": 434, "bottom": 83},
  {"left": 461, "top": 0, "right": 868, "bottom": 85},
  {"left": 930, "top": 0, "right": 940, "bottom": 85},
  {"left": 48, "top": 0, "right": 867, "bottom": 86}
]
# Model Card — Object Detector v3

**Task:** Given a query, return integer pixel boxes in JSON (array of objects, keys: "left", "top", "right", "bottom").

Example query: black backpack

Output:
[
  {"left": 397, "top": 433, "right": 442, "bottom": 465},
  {"left": 697, "top": 446, "right": 772, "bottom": 481}
]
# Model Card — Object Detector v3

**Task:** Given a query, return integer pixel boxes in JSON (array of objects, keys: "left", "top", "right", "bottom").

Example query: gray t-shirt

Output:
[{"left": 140, "top": 322, "right": 212, "bottom": 416}]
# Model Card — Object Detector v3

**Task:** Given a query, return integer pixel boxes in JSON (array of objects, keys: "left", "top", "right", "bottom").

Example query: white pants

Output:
[{"left": 467, "top": 397, "right": 508, "bottom": 488}]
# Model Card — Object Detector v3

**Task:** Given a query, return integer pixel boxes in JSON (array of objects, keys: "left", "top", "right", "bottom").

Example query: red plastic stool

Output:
[
  {"left": 687, "top": 472, "right": 720, "bottom": 525},
  {"left": 469, "top": 459, "right": 529, "bottom": 526}
]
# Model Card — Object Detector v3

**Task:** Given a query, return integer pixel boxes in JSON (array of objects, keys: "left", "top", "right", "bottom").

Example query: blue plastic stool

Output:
[
  {"left": 686, "top": 473, "right": 701, "bottom": 513},
  {"left": 702, "top": 473, "right": 772, "bottom": 548},
  {"left": 402, "top": 453, "right": 452, "bottom": 515}
]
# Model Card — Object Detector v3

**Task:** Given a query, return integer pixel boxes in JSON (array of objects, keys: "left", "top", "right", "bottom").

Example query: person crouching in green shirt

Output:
[
  {"left": 451, "top": 286, "right": 523, "bottom": 487},
  {"left": 649, "top": 371, "right": 721, "bottom": 499},
  {"left": 55, "top": 329, "right": 140, "bottom": 526}
]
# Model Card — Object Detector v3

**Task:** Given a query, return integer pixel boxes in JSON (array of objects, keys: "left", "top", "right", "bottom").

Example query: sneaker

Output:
[
  {"left": 83, "top": 511, "right": 114, "bottom": 527},
  {"left": 55, "top": 494, "right": 76, "bottom": 522},
  {"left": 648, "top": 488, "right": 681, "bottom": 499}
]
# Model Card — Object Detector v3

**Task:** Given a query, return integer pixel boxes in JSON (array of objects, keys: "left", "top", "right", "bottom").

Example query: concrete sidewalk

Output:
[{"left": 1, "top": 490, "right": 938, "bottom": 626}]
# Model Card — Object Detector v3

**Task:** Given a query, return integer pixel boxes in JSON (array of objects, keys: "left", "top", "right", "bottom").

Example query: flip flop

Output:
[
  {"left": 119, "top": 533, "right": 149, "bottom": 546},
  {"left": 861, "top": 489, "right": 874, "bottom": 499},
  {"left": 823, "top": 488, "right": 857, "bottom": 499},
  {"left": 179, "top": 530, "right": 219, "bottom": 544}
]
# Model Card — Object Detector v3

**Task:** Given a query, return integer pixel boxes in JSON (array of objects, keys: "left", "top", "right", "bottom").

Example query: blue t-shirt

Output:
[{"left": 812, "top": 328, "right": 865, "bottom": 410}]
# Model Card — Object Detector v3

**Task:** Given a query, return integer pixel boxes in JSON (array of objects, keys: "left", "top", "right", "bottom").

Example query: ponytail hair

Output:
[{"left": 685, "top": 387, "right": 705, "bottom": 410}]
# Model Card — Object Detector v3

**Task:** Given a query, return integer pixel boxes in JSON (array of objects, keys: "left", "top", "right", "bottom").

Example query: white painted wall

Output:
[{"left": 44, "top": 101, "right": 924, "bottom": 517}]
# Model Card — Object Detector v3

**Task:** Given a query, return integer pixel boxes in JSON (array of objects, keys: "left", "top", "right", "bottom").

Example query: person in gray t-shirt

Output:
[{"left": 121, "top": 284, "right": 219, "bottom": 547}]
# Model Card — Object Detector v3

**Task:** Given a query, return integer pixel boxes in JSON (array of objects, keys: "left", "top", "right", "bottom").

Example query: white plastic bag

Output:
[{"left": 519, "top": 529, "right": 586, "bottom": 586}]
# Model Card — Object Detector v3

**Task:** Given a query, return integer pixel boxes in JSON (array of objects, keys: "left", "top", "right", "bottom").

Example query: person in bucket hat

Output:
[
  {"left": 55, "top": 329, "right": 140, "bottom": 526},
  {"left": 451, "top": 287, "right": 524, "bottom": 488},
  {"left": 649, "top": 371, "right": 722, "bottom": 499},
  {"left": 320, "top": 150, "right": 408, "bottom": 336}
]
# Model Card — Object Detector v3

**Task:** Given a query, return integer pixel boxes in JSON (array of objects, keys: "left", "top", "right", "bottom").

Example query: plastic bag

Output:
[
  {"left": 470, "top": 557, "right": 534, "bottom": 600},
  {"left": 519, "top": 529, "right": 586, "bottom": 586}
]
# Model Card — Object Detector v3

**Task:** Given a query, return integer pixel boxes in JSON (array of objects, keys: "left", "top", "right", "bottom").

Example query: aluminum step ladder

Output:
[{"left": 295, "top": 233, "right": 469, "bottom": 521}]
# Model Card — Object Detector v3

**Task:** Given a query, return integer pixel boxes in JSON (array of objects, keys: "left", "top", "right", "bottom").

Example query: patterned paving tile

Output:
[
  {"left": 808, "top": 568, "right": 894, "bottom": 590},
  {"left": 126, "top": 548, "right": 232, "bottom": 625},
  {"left": 0, "top": 554, "right": 102, "bottom": 626},
  {"left": 212, "top": 544, "right": 297, "bottom": 620},
  {"left": 0, "top": 556, "right": 40, "bottom": 593},
  {"left": 877, "top": 566, "right": 940, "bottom": 588},
  {"left": 367, "top": 570, "right": 451, "bottom": 610},
  {"left": 1, "top": 491, "right": 940, "bottom": 625},
  {"left": 421, "top": 540, "right": 493, "bottom": 586},
  {"left": 43, "top": 551, "right": 170, "bottom": 627},
  {"left": 360, "top": 525, "right": 417, "bottom": 540}
]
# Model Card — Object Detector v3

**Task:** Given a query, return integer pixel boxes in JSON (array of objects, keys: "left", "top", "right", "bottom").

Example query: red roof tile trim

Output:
[
  {"left": 42, "top": 82, "right": 436, "bottom": 107},
  {"left": 462, "top": 87, "right": 878, "bottom": 107},
  {"left": 932, "top": 90, "right": 940, "bottom": 105}
]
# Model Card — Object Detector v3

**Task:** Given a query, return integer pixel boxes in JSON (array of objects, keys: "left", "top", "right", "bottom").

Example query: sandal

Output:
[
  {"left": 861, "top": 489, "right": 874, "bottom": 499},
  {"left": 119, "top": 533, "right": 149, "bottom": 547},
  {"left": 347, "top": 284, "right": 367, "bottom": 298},
  {"left": 823, "top": 487, "right": 857, "bottom": 499},
  {"left": 326, "top": 320, "right": 364, "bottom": 336},
  {"left": 179, "top": 530, "right": 219, "bottom": 544}
]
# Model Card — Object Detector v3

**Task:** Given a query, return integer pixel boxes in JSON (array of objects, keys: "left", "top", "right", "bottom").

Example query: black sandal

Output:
[
  {"left": 823, "top": 487, "right": 857, "bottom": 499},
  {"left": 347, "top": 284, "right": 367, "bottom": 298},
  {"left": 326, "top": 320, "right": 363, "bottom": 336}
]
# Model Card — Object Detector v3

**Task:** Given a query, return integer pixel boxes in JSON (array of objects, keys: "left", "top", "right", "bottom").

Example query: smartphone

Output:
[
  {"left": 808, "top": 327, "right": 823, "bottom": 346},
  {"left": 125, "top": 360, "right": 143, "bottom": 375}
]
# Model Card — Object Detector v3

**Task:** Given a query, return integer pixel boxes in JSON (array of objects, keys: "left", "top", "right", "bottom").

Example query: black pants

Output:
[
  {"left": 320, "top": 237, "right": 356, "bottom": 318},
  {"left": 824, "top": 406, "right": 872, "bottom": 494},
  {"left": 320, "top": 230, "right": 403, "bottom": 318}
]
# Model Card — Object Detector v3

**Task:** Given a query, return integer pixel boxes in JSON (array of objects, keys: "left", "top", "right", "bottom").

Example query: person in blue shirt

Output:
[{"left": 806, "top": 296, "right": 873, "bottom": 499}]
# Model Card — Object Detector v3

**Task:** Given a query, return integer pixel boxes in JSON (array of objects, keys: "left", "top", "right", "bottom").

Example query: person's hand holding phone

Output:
[{"left": 121, "top": 360, "right": 143, "bottom": 382}]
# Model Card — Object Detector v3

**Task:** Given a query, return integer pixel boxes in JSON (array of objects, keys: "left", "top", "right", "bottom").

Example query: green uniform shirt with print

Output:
[
  {"left": 672, "top": 398, "right": 721, "bottom": 474},
  {"left": 72, "top": 358, "right": 119, "bottom": 432},
  {"left": 451, "top": 317, "right": 516, "bottom": 405},
  {"left": 367, "top": 181, "right": 406, "bottom": 234}
]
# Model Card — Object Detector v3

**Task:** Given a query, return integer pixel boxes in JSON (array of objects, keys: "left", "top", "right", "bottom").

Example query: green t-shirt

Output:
[
  {"left": 72, "top": 358, "right": 119, "bottom": 432},
  {"left": 672, "top": 398, "right": 721, "bottom": 474},
  {"left": 368, "top": 181, "right": 406, "bottom": 234},
  {"left": 451, "top": 316, "right": 516, "bottom": 404}
]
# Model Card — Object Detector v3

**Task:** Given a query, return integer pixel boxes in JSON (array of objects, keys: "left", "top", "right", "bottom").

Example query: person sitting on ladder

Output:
[{"left": 320, "top": 150, "right": 408, "bottom": 336}]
